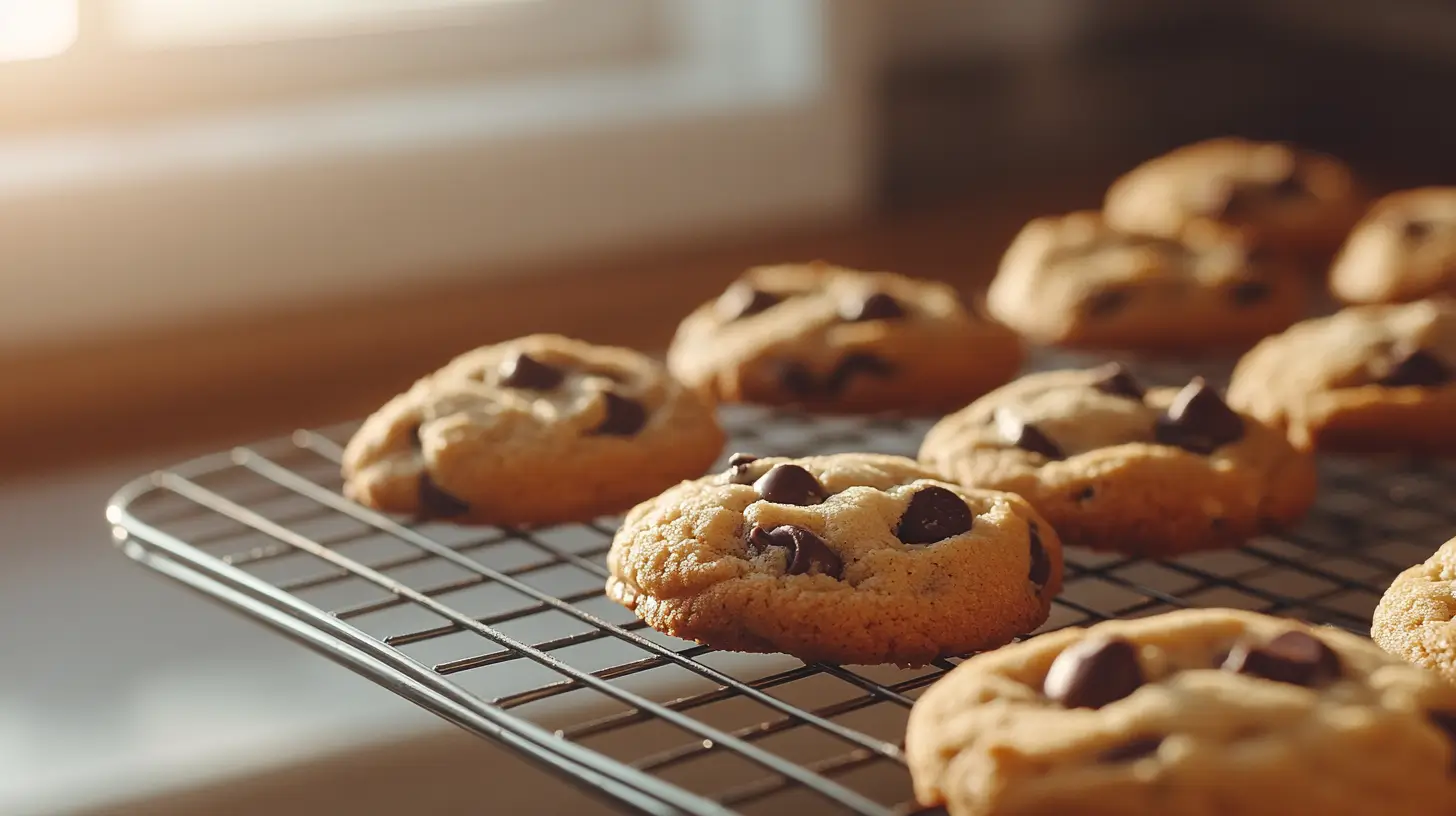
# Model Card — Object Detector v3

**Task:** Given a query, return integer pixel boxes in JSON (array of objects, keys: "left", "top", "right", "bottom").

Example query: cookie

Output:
[
  {"left": 986, "top": 211, "right": 1306, "bottom": 352},
  {"left": 1227, "top": 298, "right": 1456, "bottom": 454},
  {"left": 605, "top": 453, "right": 1063, "bottom": 666},
  {"left": 1373, "top": 535, "right": 1456, "bottom": 683},
  {"left": 341, "top": 334, "right": 724, "bottom": 527},
  {"left": 918, "top": 366, "right": 1316, "bottom": 556},
  {"left": 1104, "top": 137, "right": 1362, "bottom": 260},
  {"left": 666, "top": 261, "right": 1023, "bottom": 415},
  {"left": 1330, "top": 187, "right": 1456, "bottom": 304},
  {"left": 906, "top": 608, "right": 1456, "bottom": 816}
]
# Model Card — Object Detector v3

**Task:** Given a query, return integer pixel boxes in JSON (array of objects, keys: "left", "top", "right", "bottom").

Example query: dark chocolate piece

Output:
[
  {"left": 753, "top": 464, "right": 827, "bottom": 506},
  {"left": 897, "top": 485, "right": 974, "bottom": 545},
  {"left": 1043, "top": 637, "right": 1144, "bottom": 709}
]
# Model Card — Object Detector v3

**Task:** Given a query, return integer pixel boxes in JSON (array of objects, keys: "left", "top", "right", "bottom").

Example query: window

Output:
[
  {"left": 1, "top": 0, "right": 666, "bottom": 132},
  {"left": 0, "top": 1, "right": 875, "bottom": 348}
]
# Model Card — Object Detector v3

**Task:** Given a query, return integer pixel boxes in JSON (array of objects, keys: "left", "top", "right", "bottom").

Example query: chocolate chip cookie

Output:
[
  {"left": 1373, "top": 535, "right": 1456, "bottom": 683},
  {"left": 986, "top": 211, "right": 1306, "bottom": 353},
  {"left": 907, "top": 608, "right": 1456, "bottom": 816},
  {"left": 606, "top": 453, "right": 1062, "bottom": 665},
  {"left": 342, "top": 334, "right": 724, "bottom": 526},
  {"left": 1227, "top": 298, "right": 1456, "bottom": 454},
  {"left": 666, "top": 261, "right": 1023, "bottom": 414},
  {"left": 919, "top": 366, "right": 1316, "bottom": 556},
  {"left": 1104, "top": 137, "right": 1363, "bottom": 260},
  {"left": 1330, "top": 187, "right": 1456, "bottom": 304}
]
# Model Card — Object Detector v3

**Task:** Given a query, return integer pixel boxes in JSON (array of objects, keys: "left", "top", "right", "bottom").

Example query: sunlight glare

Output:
[{"left": 0, "top": 0, "right": 77, "bottom": 62}]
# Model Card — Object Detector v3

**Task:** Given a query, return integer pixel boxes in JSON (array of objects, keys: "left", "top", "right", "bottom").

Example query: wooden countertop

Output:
[{"left": 0, "top": 182, "right": 1107, "bottom": 481}]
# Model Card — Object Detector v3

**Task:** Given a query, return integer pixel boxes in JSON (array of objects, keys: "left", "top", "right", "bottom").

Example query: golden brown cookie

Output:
[
  {"left": 907, "top": 608, "right": 1456, "bottom": 816},
  {"left": 986, "top": 211, "right": 1306, "bottom": 353},
  {"left": 606, "top": 453, "right": 1063, "bottom": 666},
  {"left": 919, "top": 366, "right": 1316, "bottom": 556},
  {"left": 1227, "top": 299, "right": 1456, "bottom": 454},
  {"left": 666, "top": 261, "right": 1023, "bottom": 415},
  {"left": 1104, "top": 137, "right": 1363, "bottom": 261},
  {"left": 1330, "top": 187, "right": 1456, "bottom": 304},
  {"left": 342, "top": 334, "right": 724, "bottom": 526},
  {"left": 1373, "top": 535, "right": 1456, "bottom": 683}
]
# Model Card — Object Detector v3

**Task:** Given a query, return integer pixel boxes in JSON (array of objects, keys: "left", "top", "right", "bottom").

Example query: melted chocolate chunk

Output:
[
  {"left": 1270, "top": 172, "right": 1306, "bottom": 198},
  {"left": 1154, "top": 378, "right": 1244, "bottom": 454},
  {"left": 753, "top": 464, "right": 826, "bottom": 506},
  {"left": 717, "top": 282, "right": 782, "bottom": 321},
  {"left": 1099, "top": 736, "right": 1164, "bottom": 763},
  {"left": 1043, "top": 637, "right": 1144, "bottom": 709},
  {"left": 776, "top": 360, "right": 818, "bottom": 396},
  {"left": 897, "top": 486, "right": 974, "bottom": 545},
  {"left": 1227, "top": 280, "right": 1272, "bottom": 307},
  {"left": 593, "top": 392, "right": 648, "bottom": 436},
  {"left": 1221, "top": 630, "right": 1341, "bottom": 687},
  {"left": 725, "top": 453, "right": 759, "bottom": 484},
  {"left": 418, "top": 473, "right": 470, "bottom": 519},
  {"left": 826, "top": 353, "right": 896, "bottom": 393},
  {"left": 1085, "top": 289, "right": 1132, "bottom": 318},
  {"left": 748, "top": 524, "right": 843, "bottom": 578},
  {"left": 1028, "top": 522, "right": 1051, "bottom": 589},
  {"left": 1403, "top": 218, "right": 1435, "bottom": 242},
  {"left": 841, "top": 292, "right": 905, "bottom": 322},
  {"left": 1377, "top": 347, "right": 1452, "bottom": 388},
  {"left": 995, "top": 409, "right": 1065, "bottom": 460},
  {"left": 1089, "top": 363, "right": 1145, "bottom": 400},
  {"left": 499, "top": 352, "right": 565, "bottom": 390}
]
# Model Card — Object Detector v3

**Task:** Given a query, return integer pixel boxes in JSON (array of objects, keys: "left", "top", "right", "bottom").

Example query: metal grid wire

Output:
[{"left": 108, "top": 353, "right": 1456, "bottom": 815}]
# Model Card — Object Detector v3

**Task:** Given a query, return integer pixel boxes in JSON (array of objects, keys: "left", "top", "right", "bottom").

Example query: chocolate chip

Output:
[
  {"left": 897, "top": 486, "right": 974, "bottom": 545},
  {"left": 418, "top": 473, "right": 470, "bottom": 518},
  {"left": 1075, "top": 485, "right": 1096, "bottom": 502},
  {"left": 593, "top": 392, "right": 647, "bottom": 436},
  {"left": 776, "top": 360, "right": 817, "bottom": 395},
  {"left": 725, "top": 452, "right": 759, "bottom": 484},
  {"left": 1428, "top": 712, "right": 1456, "bottom": 771},
  {"left": 841, "top": 292, "right": 905, "bottom": 322},
  {"left": 1403, "top": 219, "right": 1435, "bottom": 242},
  {"left": 499, "top": 352, "right": 565, "bottom": 390},
  {"left": 753, "top": 464, "right": 826, "bottom": 506},
  {"left": 748, "top": 524, "right": 843, "bottom": 578},
  {"left": 1221, "top": 630, "right": 1341, "bottom": 687},
  {"left": 826, "top": 353, "right": 896, "bottom": 393},
  {"left": 1085, "top": 288, "right": 1131, "bottom": 318},
  {"left": 1043, "top": 637, "right": 1144, "bottom": 709},
  {"left": 1028, "top": 522, "right": 1051, "bottom": 589},
  {"left": 1377, "top": 348, "right": 1451, "bottom": 388},
  {"left": 1154, "top": 378, "right": 1244, "bottom": 454},
  {"left": 1098, "top": 736, "right": 1163, "bottom": 763},
  {"left": 1270, "top": 172, "right": 1305, "bottom": 198},
  {"left": 1089, "top": 363, "right": 1145, "bottom": 400},
  {"left": 1227, "top": 280, "right": 1272, "bottom": 307},
  {"left": 716, "top": 282, "right": 781, "bottom": 321},
  {"left": 995, "top": 409, "right": 1065, "bottom": 460}
]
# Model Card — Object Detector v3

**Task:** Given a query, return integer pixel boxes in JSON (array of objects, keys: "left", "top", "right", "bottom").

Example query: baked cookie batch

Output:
[{"left": 341, "top": 137, "right": 1456, "bottom": 815}]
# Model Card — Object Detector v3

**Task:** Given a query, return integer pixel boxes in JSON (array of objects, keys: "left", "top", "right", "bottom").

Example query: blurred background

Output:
[{"left": 3, "top": 1, "right": 1456, "bottom": 813}]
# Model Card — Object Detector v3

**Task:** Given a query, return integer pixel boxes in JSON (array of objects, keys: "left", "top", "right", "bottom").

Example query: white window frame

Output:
[
  {"left": 0, "top": 0, "right": 878, "bottom": 350},
  {"left": 1, "top": 0, "right": 670, "bottom": 132}
]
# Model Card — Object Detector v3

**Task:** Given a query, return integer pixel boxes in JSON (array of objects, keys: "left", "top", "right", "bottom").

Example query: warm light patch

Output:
[{"left": 0, "top": 0, "right": 77, "bottom": 62}]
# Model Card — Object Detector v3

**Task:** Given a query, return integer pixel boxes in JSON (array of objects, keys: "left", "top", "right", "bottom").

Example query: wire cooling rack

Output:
[{"left": 107, "top": 353, "right": 1456, "bottom": 815}]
